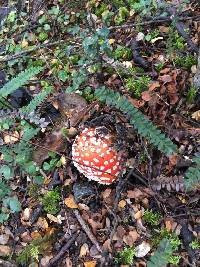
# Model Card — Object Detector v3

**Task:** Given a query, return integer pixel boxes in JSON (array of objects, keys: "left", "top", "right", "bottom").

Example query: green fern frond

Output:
[
  {"left": 147, "top": 238, "right": 173, "bottom": 267},
  {"left": 0, "top": 66, "right": 43, "bottom": 98},
  {"left": 22, "top": 86, "right": 53, "bottom": 113},
  {"left": 95, "top": 87, "right": 177, "bottom": 155},
  {"left": 184, "top": 155, "right": 200, "bottom": 191}
]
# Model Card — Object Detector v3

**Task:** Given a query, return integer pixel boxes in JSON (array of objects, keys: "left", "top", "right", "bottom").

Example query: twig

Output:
[
  {"left": 73, "top": 209, "right": 102, "bottom": 253},
  {"left": 0, "top": 40, "right": 80, "bottom": 62},
  {"left": 108, "top": 15, "right": 200, "bottom": 30},
  {"left": 46, "top": 231, "right": 80, "bottom": 267}
]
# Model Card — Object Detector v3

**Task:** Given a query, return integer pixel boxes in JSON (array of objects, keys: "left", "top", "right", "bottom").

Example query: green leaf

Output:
[
  {"left": 0, "top": 213, "right": 9, "bottom": 223},
  {"left": 95, "top": 87, "right": 177, "bottom": 155},
  {"left": 0, "top": 165, "right": 12, "bottom": 179},
  {"left": 4, "top": 197, "right": 21, "bottom": 212},
  {"left": 0, "top": 66, "right": 43, "bottom": 98}
]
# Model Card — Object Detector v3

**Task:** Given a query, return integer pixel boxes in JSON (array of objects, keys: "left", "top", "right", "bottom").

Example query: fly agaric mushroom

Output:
[{"left": 72, "top": 127, "right": 126, "bottom": 184}]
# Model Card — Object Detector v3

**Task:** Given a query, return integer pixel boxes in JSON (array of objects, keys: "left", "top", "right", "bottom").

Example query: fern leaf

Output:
[
  {"left": 147, "top": 238, "right": 173, "bottom": 267},
  {"left": 184, "top": 155, "right": 200, "bottom": 191},
  {"left": 22, "top": 86, "right": 53, "bottom": 113},
  {"left": 95, "top": 87, "right": 177, "bottom": 155},
  {"left": 0, "top": 66, "right": 43, "bottom": 98}
]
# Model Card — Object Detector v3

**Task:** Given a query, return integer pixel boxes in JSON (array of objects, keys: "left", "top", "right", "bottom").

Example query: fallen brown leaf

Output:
[
  {"left": 64, "top": 195, "right": 78, "bottom": 209},
  {"left": 84, "top": 260, "right": 97, "bottom": 267},
  {"left": 0, "top": 245, "right": 11, "bottom": 256}
]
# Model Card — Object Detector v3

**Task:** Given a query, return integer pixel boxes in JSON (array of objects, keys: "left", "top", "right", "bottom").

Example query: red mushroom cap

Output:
[{"left": 72, "top": 127, "right": 126, "bottom": 184}]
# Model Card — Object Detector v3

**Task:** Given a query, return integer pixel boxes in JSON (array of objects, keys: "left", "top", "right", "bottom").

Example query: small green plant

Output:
[
  {"left": 190, "top": 239, "right": 200, "bottom": 249},
  {"left": 114, "top": 45, "right": 132, "bottom": 61},
  {"left": 115, "top": 7, "right": 129, "bottom": 25},
  {"left": 186, "top": 86, "right": 198, "bottom": 103},
  {"left": 147, "top": 238, "right": 181, "bottom": 267},
  {"left": 184, "top": 155, "right": 200, "bottom": 190},
  {"left": 115, "top": 246, "right": 135, "bottom": 265},
  {"left": 153, "top": 228, "right": 181, "bottom": 247},
  {"left": 143, "top": 209, "right": 161, "bottom": 226},
  {"left": 169, "top": 28, "right": 185, "bottom": 51},
  {"left": 155, "top": 62, "right": 165, "bottom": 72},
  {"left": 173, "top": 54, "right": 197, "bottom": 69},
  {"left": 125, "top": 75, "right": 151, "bottom": 99},
  {"left": 42, "top": 152, "right": 62, "bottom": 172},
  {"left": 145, "top": 29, "right": 160, "bottom": 42},
  {"left": 41, "top": 189, "right": 61, "bottom": 214},
  {"left": 17, "top": 234, "right": 53, "bottom": 265},
  {"left": 95, "top": 86, "right": 177, "bottom": 155}
]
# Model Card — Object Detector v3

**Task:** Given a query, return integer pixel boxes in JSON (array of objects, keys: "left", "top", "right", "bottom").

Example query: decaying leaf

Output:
[
  {"left": 0, "top": 245, "right": 11, "bottom": 256},
  {"left": 118, "top": 199, "right": 127, "bottom": 208},
  {"left": 64, "top": 194, "right": 78, "bottom": 209},
  {"left": 80, "top": 243, "right": 89, "bottom": 257},
  {"left": 84, "top": 260, "right": 97, "bottom": 267},
  {"left": 192, "top": 110, "right": 200, "bottom": 121}
]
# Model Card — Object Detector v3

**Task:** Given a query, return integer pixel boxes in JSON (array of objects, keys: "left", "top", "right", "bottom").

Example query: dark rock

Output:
[{"left": 73, "top": 182, "right": 96, "bottom": 204}]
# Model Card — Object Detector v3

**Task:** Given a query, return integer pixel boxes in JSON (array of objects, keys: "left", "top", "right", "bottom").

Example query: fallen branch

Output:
[
  {"left": 73, "top": 209, "right": 102, "bottom": 253},
  {"left": 46, "top": 231, "right": 80, "bottom": 267},
  {"left": 0, "top": 40, "right": 80, "bottom": 63},
  {"left": 109, "top": 15, "right": 200, "bottom": 30}
]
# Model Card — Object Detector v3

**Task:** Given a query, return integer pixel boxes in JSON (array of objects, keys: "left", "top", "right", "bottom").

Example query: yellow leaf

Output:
[
  {"left": 21, "top": 39, "right": 29, "bottom": 48},
  {"left": 118, "top": 200, "right": 126, "bottom": 208},
  {"left": 84, "top": 261, "right": 97, "bottom": 267},
  {"left": 108, "top": 39, "right": 115, "bottom": 45},
  {"left": 192, "top": 110, "right": 200, "bottom": 121},
  {"left": 64, "top": 195, "right": 78, "bottom": 209},
  {"left": 60, "top": 155, "right": 66, "bottom": 165}
]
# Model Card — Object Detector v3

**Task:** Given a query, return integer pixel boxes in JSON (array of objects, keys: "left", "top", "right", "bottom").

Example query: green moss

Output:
[
  {"left": 17, "top": 234, "right": 53, "bottom": 265},
  {"left": 114, "top": 45, "right": 132, "bottom": 61},
  {"left": 143, "top": 209, "right": 161, "bottom": 226},
  {"left": 125, "top": 75, "right": 151, "bottom": 98},
  {"left": 186, "top": 86, "right": 198, "bottom": 103},
  {"left": 41, "top": 189, "right": 61, "bottom": 214},
  {"left": 115, "top": 246, "right": 135, "bottom": 265},
  {"left": 173, "top": 54, "right": 197, "bottom": 69}
]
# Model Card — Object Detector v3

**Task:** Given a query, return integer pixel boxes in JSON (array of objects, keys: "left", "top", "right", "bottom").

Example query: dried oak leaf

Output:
[
  {"left": 33, "top": 127, "right": 67, "bottom": 166},
  {"left": 192, "top": 110, "right": 200, "bottom": 121},
  {"left": 64, "top": 194, "right": 78, "bottom": 209},
  {"left": 53, "top": 93, "right": 87, "bottom": 126}
]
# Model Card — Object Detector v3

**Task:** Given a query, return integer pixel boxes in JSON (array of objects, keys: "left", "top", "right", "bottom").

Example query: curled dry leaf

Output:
[
  {"left": 123, "top": 230, "right": 139, "bottom": 246},
  {"left": 80, "top": 243, "right": 89, "bottom": 257},
  {"left": 64, "top": 194, "right": 78, "bottom": 209},
  {"left": 148, "top": 81, "right": 160, "bottom": 91},
  {"left": 192, "top": 110, "right": 200, "bottom": 121},
  {"left": 3, "top": 131, "right": 20, "bottom": 144}
]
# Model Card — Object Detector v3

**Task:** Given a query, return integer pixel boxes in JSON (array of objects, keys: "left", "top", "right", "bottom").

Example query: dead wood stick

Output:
[
  {"left": 109, "top": 15, "right": 200, "bottom": 30},
  {"left": 73, "top": 209, "right": 102, "bottom": 253},
  {"left": 46, "top": 231, "right": 79, "bottom": 267}
]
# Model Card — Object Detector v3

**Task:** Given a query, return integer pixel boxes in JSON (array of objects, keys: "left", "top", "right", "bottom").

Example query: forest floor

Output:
[{"left": 0, "top": 0, "right": 200, "bottom": 267}]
